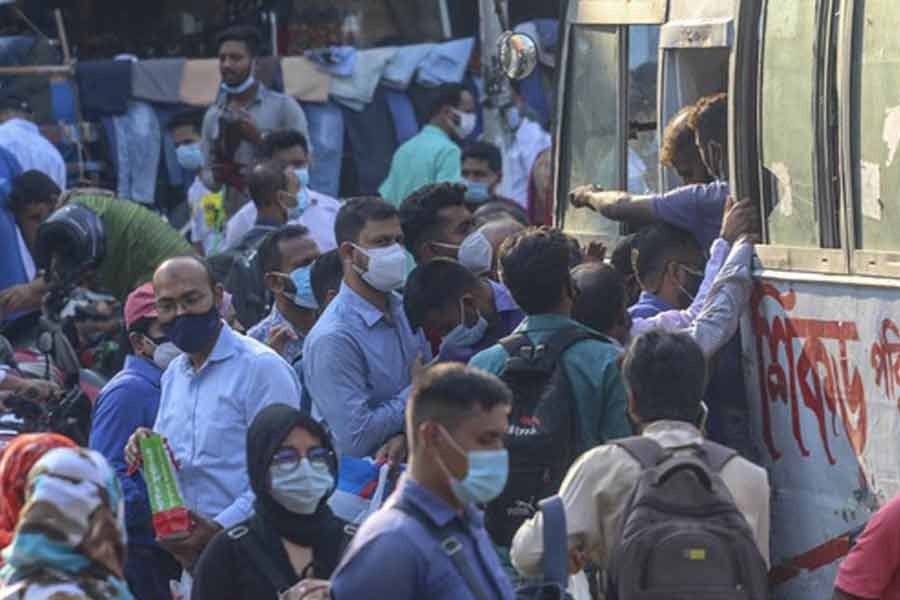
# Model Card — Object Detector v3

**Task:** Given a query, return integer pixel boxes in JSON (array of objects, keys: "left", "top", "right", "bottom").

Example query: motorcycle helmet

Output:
[{"left": 34, "top": 204, "right": 106, "bottom": 279}]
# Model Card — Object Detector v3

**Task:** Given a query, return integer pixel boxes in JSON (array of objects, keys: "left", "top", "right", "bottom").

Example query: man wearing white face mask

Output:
[
  {"left": 303, "top": 198, "right": 432, "bottom": 459},
  {"left": 378, "top": 84, "right": 474, "bottom": 207},
  {"left": 89, "top": 283, "right": 181, "bottom": 598},
  {"left": 331, "top": 363, "right": 516, "bottom": 600}
]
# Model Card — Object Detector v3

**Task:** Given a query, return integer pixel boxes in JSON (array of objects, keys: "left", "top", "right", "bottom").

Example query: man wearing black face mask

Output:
[
  {"left": 569, "top": 93, "right": 730, "bottom": 252},
  {"left": 124, "top": 256, "right": 302, "bottom": 570}
]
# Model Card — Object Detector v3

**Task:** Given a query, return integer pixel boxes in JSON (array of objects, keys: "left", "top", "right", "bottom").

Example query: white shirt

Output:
[
  {"left": 223, "top": 189, "right": 340, "bottom": 253},
  {"left": 0, "top": 118, "right": 66, "bottom": 190},
  {"left": 496, "top": 118, "right": 551, "bottom": 209},
  {"left": 511, "top": 420, "right": 770, "bottom": 594}
]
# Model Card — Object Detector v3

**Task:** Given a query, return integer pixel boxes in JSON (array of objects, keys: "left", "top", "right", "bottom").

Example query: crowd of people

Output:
[{"left": 0, "top": 20, "right": 894, "bottom": 600}]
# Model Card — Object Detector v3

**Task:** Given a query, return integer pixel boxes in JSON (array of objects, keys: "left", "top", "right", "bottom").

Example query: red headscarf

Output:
[{"left": 0, "top": 433, "right": 77, "bottom": 550}]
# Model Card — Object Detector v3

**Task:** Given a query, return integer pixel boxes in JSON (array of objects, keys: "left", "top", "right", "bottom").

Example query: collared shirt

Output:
[
  {"left": 153, "top": 323, "right": 302, "bottom": 528},
  {"left": 200, "top": 83, "right": 310, "bottom": 192},
  {"left": 469, "top": 314, "right": 631, "bottom": 449},
  {"left": 510, "top": 420, "right": 771, "bottom": 588},
  {"left": 331, "top": 476, "right": 515, "bottom": 600},
  {"left": 247, "top": 304, "right": 305, "bottom": 365},
  {"left": 628, "top": 291, "right": 673, "bottom": 320},
  {"left": 89, "top": 355, "right": 162, "bottom": 546},
  {"left": 496, "top": 117, "right": 551, "bottom": 209},
  {"left": 222, "top": 189, "right": 340, "bottom": 252},
  {"left": 0, "top": 118, "right": 66, "bottom": 190},
  {"left": 378, "top": 125, "right": 462, "bottom": 206},
  {"left": 438, "top": 280, "right": 525, "bottom": 364},
  {"left": 303, "top": 284, "right": 431, "bottom": 457}
]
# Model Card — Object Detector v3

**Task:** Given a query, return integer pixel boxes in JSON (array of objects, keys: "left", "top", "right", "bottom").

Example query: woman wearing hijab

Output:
[
  {"left": 0, "top": 446, "right": 133, "bottom": 600},
  {"left": 0, "top": 433, "right": 77, "bottom": 555},
  {"left": 191, "top": 403, "right": 344, "bottom": 599}
]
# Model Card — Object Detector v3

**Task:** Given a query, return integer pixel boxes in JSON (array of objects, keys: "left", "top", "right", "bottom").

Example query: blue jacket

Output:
[{"left": 89, "top": 355, "right": 162, "bottom": 547}]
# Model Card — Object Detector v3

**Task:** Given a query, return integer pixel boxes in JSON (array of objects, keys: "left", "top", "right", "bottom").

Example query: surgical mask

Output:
[
  {"left": 458, "top": 230, "right": 493, "bottom": 275},
  {"left": 505, "top": 105, "right": 522, "bottom": 130},
  {"left": 352, "top": 243, "right": 407, "bottom": 292},
  {"left": 176, "top": 143, "right": 203, "bottom": 171},
  {"left": 295, "top": 167, "right": 310, "bottom": 189},
  {"left": 450, "top": 108, "right": 476, "bottom": 139},
  {"left": 161, "top": 305, "right": 221, "bottom": 354},
  {"left": 465, "top": 180, "right": 491, "bottom": 204},
  {"left": 269, "top": 458, "right": 335, "bottom": 515},
  {"left": 442, "top": 299, "right": 488, "bottom": 349},
  {"left": 282, "top": 266, "right": 318, "bottom": 310},
  {"left": 221, "top": 74, "right": 256, "bottom": 95},
  {"left": 437, "top": 427, "right": 509, "bottom": 505},
  {"left": 152, "top": 341, "right": 181, "bottom": 370},
  {"left": 675, "top": 264, "right": 704, "bottom": 306}
]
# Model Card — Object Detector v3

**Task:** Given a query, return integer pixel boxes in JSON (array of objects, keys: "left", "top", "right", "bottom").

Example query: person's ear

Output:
[
  {"left": 213, "top": 283, "right": 225, "bottom": 310},
  {"left": 325, "top": 288, "right": 339, "bottom": 305},
  {"left": 338, "top": 241, "right": 356, "bottom": 266},
  {"left": 128, "top": 331, "right": 147, "bottom": 356}
]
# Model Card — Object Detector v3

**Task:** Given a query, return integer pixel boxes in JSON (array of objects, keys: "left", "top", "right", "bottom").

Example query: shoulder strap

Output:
[
  {"left": 229, "top": 525, "right": 295, "bottom": 594},
  {"left": 537, "top": 496, "right": 568, "bottom": 589},
  {"left": 699, "top": 440, "right": 739, "bottom": 473},
  {"left": 613, "top": 436, "right": 666, "bottom": 469},
  {"left": 499, "top": 327, "right": 600, "bottom": 363},
  {"left": 393, "top": 500, "right": 492, "bottom": 600},
  {"left": 499, "top": 332, "right": 533, "bottom": 358}
]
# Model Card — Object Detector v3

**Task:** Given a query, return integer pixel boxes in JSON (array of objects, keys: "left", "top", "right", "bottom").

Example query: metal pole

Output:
[
  {"left": 478, "top": 0, "right": 510, "bottom": 148},
  {"left": 270, "top": 11, "right": 279, "bottom": 57},
  {"left": 437, "top": 0, "right": 452, "bottom": 39}
]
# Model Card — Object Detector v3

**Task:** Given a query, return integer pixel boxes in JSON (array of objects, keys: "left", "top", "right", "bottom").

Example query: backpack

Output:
[
  {"left": 487, "top": 327, "right": 602, "bottom": 547},
  {"left": 606, "top": 437, "right": 768, "bottom": 600},
  {"left": 208, "top": 228, "right": 272, "bottom": 328}
]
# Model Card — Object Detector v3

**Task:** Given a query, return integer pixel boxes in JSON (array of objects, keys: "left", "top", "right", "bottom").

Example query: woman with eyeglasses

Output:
[{"left": 192, "top": 404, "right": 343, "bottom": 600}]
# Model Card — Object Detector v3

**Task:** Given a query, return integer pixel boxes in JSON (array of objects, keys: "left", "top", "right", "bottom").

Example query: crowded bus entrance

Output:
[{"left": 552, "top": 0, "right": 900, "bottom": 597}]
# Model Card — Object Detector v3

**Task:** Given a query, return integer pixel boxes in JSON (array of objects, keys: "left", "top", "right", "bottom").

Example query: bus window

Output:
[
  {"left": 851, "top": 0, "right": 900, "bottom": 252},
  {"left": 628, "top": 25, "right": 661, "bottom": 194},
  {"left": 558, "top": 25, "right": 621, "bottom": 241},
  {"left": 758, "top": 0, "right": 820, "bottom": 248}
]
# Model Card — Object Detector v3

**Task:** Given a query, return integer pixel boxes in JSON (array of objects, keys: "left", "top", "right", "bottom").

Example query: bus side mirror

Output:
[{"left": 497, "top": 31, "right": 538, "bottom": 81}]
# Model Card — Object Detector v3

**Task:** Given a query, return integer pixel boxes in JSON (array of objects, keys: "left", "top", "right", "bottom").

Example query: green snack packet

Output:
[{"left": 140, "top": 434, "right": 190, "bottom": 538}]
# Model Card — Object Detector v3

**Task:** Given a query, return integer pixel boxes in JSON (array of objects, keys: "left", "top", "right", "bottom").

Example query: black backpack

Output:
[
  {"left": 487, "top": 327, "right": 602, "bottom": 547},
  {"left": 607, "top": 437, "right": 768, "bottom": 600},
  {"left": 208, "top": 227, "right": 272, "bottom": 329}
]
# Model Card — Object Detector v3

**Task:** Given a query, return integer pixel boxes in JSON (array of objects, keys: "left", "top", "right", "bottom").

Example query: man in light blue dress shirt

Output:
[
  {"left": 303, "top": 198, "right": 431, "bottom": 460},
  {"left": 126, "top": 255, "right": 301, "bottom": 569}
]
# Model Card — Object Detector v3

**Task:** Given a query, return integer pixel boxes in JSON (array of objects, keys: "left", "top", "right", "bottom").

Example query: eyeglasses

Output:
[{"left": 271, "top": 446, "right": 333, "bottom": 473}]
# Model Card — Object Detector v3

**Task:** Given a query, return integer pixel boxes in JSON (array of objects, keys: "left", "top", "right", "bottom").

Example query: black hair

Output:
[
  {"left": 10, "top": 170, "right": 61, "bottom": 215},
  {"left": 566, "top": 235, "right": 583, "bottom": 268},
  {"left": 404, "top": 258, "right": 480, "bottom": 330},
  {"left": 262, "top": 129, "right": 309, "bottom": 159},
  {"left": 167, "top": 109, "right": 204, "bottom": 134},
  {"left": 247, "top": 160, "right": 287, "bottom": 208},
  {"left": 689, "top": 92, "right": 727, "bottom": 147},
  {"left": 473, "top": 201, "right": 529, "bottom": 226},
  {"left": 216, "top": 25, "right": 262, "bottom": 57},
  {"left": 633, "top": 223, "right": 700, "bottom": 287},
  {"left": 310, "top": 249, "right": 343, "bottom": 306},
  {"left": 0, "top": 93, "right": 30, "bottom": 114},
  {"left": 610, "top": 233, "right": 637, "bottom": 278},
  {"left": 334, "top": 197, "right": 399, "bottom": 245},
  {"left": 399, "top": 182, "right": 468, "bottom": 262},
  {"left": 571, "top": 263, "right": 626, "bottom": 335},
  {"left": 462, "top": 141, "right": 502, "bottom": 174},
  {"left": 622, "top": 331, "right": 707, "bottom": 423},
  {"left": 258, "top": 224, "right": 311, "bottom": 275},
  {"left": 407, "top": 363, "right": 512, "bottom": 449},
  {"left": 427, "top": 84, "right": 465, "bottom": 121},
  {"left": 499, "top": 227, "right": 572, "bottom": 315}
]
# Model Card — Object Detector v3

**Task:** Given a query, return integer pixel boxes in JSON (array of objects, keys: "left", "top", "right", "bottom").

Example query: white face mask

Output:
[
  {"left": 352, "top": 243, "right": 408, "bottom": 292},
  {"left": 458, "top": 230, "right": 493, "bottom": 275},
  {"left": 152, "top": 341, "right": 182, "bottom": 370},
  {"left": 269, "top": 458, "right": 335, "bottom": 515},
  {"left": 450, "top": 108, "right": 476, "bottom": 139},
  {"left": 221, "top": 74, "right": 256, "bottom": 95}
]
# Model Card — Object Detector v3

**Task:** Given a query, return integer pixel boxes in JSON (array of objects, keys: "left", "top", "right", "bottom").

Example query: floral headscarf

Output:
[
  {"left": 1, "top": 447, "right": 133, "bottom": 600},
  {"left": 0, "top": 433, "right": 77, "bottom": 551}
]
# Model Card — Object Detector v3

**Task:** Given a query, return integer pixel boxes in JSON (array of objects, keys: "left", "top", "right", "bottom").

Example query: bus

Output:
[{"left": 546, "top": 0, "right": 900, "bottom": 597}]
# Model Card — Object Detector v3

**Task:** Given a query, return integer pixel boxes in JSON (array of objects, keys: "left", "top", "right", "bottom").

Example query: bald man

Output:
[
  {"left": 478, "top": 218, "right": 525, "bottom": 281},
  {"left": 125, "top": 255, "right": 301, "bottom": 568}
]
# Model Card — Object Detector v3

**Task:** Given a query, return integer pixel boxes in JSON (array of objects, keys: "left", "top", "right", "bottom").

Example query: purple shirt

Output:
[{"left": 651, "top": 181, "right": 729, "bottom": 250}]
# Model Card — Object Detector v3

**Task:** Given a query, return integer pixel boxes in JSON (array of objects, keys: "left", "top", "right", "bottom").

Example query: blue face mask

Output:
[
  {"left": 176, "top": 143, "right": 203, "bottom": 171},
  {"left": 465, "top": 180, "right": 491, "bottom": 204},
  {"left": 269, "top": 458, "right": 335, "bottom": 515},
  {"left": 441, "top": 299, "right": 488, "bottom": 349},
  {"left": 295, "top": 167, "right": 310, "bottom": 189},
  {"left": 438, "top": 426, "right": 509, "bottom": 505},
  {"left": 221, "top": 74, "right": 256, "bottom": 95},
  {"left": 161, "top": 305, "right": 220, "bottom": 354},
  {"left": 505, "top": 105, "right": 522, "bottom": 130},
  {"left": 284, "top": 265, "right": 318, "bottom": 310}
]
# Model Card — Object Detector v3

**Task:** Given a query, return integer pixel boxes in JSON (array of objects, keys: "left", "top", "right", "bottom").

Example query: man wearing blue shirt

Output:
[
  {"left": 303, "top": 198, "right": 431, "bottom": 460},
  {"left": 126, "top": 255, "right": 302, "bottom": 569},
  {"left": 331, "top": 363, "right": 515, "bottom": 600},
  {"left": 90, "top": 283, "right": 180, "bottom": 600},
  {"left": 628, "top": 223, "right": 705, "bottom": 319}
]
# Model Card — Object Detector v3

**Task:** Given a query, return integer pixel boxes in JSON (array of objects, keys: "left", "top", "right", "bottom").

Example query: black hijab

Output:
[{"left": 246, "top": 403, "right": 340, "bottom": 548}]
